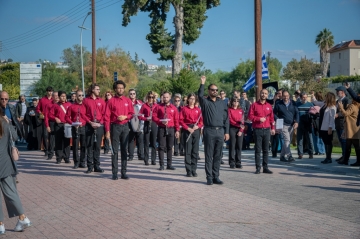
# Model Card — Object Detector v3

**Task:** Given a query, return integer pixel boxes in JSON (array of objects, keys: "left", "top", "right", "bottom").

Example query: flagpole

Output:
[{"left": 255, "top": 0, "right": 262, "bottom": 100}]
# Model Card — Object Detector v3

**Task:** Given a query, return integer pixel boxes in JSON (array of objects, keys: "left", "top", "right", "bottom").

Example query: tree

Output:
[
  {"left": 61, "top": 44, "right": 90, "bottom": 75},
  {"left": 0, "top": 63, "right": 20, "bottom": 99},
  {"left": 315, "top": 28, "right": 334, "bottom": 77},
  {"left": 121, "top": 0, "right": 220, "bottom": 77},
  {"left": 267, "top": 57, "right": 282, "bottom": 81},
  {"left": 227, "top": 59, "right": 255, "bottom": 89},
  {"left": 169, "top": 68, "right": 199, "bottom": 95},
  {"left": 282, "top": 58, "right": 324, "bottom": 93}
]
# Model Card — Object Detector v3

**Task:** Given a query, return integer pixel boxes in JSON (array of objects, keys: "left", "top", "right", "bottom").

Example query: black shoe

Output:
[
  {"left": 151, "top": 161, "right": 156, "bottom": 165},
  {"left": 338, "top": 159, "right": 349, "bottom": 165},
  {"left": 94, "top": 168, "right": 104, "bottom": 173},
  {"left": 309, "top": 154, "right": 314, "bottom": 159},
  {"left": 236, "top": 164, "right": 243, "bottom": 169},
  {"left": 206, "top": 178, "right": 213, "bottom": 185},
  {"left": 280, "top": 156, "right": 288, "bottom": 162},
  {"left": 55, "top": 161, "right": 61, "bottom": 164},
  {"left": 230, "top": 164, "right": 235, "bottom": 169},
  {"left": 128, "top": 158, "right": 133, "bottom": 161},
  {"left": 104, "top": 151, "right": 109, "bottom": 154},
  {"left": 272, "top": 153, "right": 277, "bottom": 158},
  {"left": 321, "top": 158, "right": 332, "bottom": 164},
  {"left": 263, "top": 168, "right": 273, "bottom": 174},
  {"left": 186, "top": 173, "right": 192, "bottom": 177},
  {"left": 221, "top": 160, "right": 225, "bottom": 164},
  {"left": 73, "top": 165, "right": 79, "bottom": 169},
  {"left": 174, "top": 152, "right": 179, "bottom": 156},
  {"left": 144, "top": 161, "right": 149, "bottom": 166},
  {"left": 112, "top": 175, "right": 118, "bottom": 180},
  {"left": 350, "top": 162, "right": 360, "bottom": 166},
  {"left": 166, "top": 166, "right": 175, "bottom": 170},
  {"left": 85, "top": 169, "right": 93, "bottom": 174},
  {"left": 79, "top": 165, "right": 86, "bottom": 168},
  {"left": 288, "top": 156, "right": 295, "bottom": 162},
  {"left": 64, "top": 160, "right": 70, "bottom": 164},
  {"left": 121, "top": 174, "right": 129, "bottom": 180},
  {"left": 158, "top": 166, "right": 164, "bottom": 170},
  {"left": 298, "top": 155, "right": 303, "bottom": 159},
  {"left": 314, "top": 152, "right": 319, "bottom": 155},
  {"left": 255, "top": 168, "right": 261, "bottom": 174},
  {"left": 46, "top": 157, "right": 52, "bottom": 160},
  {"left": 180, "top": 152, "right": 185, "bottom": 156},
  {"left": 336, "top": 156, "right": 343, "bottom": 162},
  {"left": 213, "top": 178, "right": 223, "bottom": 185},
  {"left": 192, "top": 172, "right": 198, "bottom": 177}
]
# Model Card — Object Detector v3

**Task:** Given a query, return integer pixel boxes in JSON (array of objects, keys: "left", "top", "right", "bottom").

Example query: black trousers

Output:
[
  {"left": 229, "top": 126, "right": 244, "bottom": 166},
  {"left": 46, "top": 122, "right": 56, "bottom": 159},
  {"left": 203, "top": 127, "right": 224, "bottom": 179},
  {"left": 253, "top": 128, "right": 270, "bottom": 169},
  {"left": 86, "top": 123, "right": 104, "bottom": 170},
  {"left": 143, "top": 121, "right": 157, "bottom": 163},
  {"left": 184, "top": 129, "right": 200, "bottom": 174},
  {"left": 271, "top": 134, "right": 281, "bottom": 154},
  {"left": 42, "top": 122, "right": 49, "bottom": 153},
  {"left": 72, "top": 126, "right": 86, "bottom": 167},
  {"left": 103, "top": 137, "right": 110, "bottom": 153},
  {"left": 345, "top": 138, "right": 360, "bottom": 163},
  {"left": 174, "top": 129, "right": 184, "bottom": 154},
  {"left": 54, "top": 123, "right": 70, "bottom": 162},
  {"left": 111, "top": 124, "right": 130, "bottom": 175},
  {"left": 128, "top": 128, "right": 144, "bottom": 160},
  {"left": 158, "top": 127, "right": 175, "bottom": 166}
]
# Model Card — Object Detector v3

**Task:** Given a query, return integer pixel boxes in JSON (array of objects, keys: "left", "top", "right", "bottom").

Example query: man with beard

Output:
[
  {"left": 198, "top": 76, "right": 229, "bottom": 185},
  {"left": 128, "top": 89, "right": 144, "bottom": 161},
  {"left": 248, "top": 89, "right": 275, "bottom": 174},
  {"left": 36, "top": 86, "right": 53, "bottom": 155},
  {"left": 105, "top": 80, "right": 134, "bottom": 180},
  {"left": 44, "top": 91, "right": 59, "bottom": 161},
  {"left": 83, "top": 84, "right": 106, "bottom": 174},
  {"left": 24, "top": 98, "right": 42, "bottom": 150},
  {"left": 153, "top": 92, "right": 180, "bottom": 170}
]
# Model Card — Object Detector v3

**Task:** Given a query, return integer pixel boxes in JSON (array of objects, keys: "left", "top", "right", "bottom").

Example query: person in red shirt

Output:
[
  {"left": 153, "top": 91, "right": 180, "bottom": 170},
  {"left": 139, "top": 91, "right": 158, "bottom": 166},
  {"left": 248, "top": 89, "right": 276, "bottom": 174},
  {"left": 47, "top": 91, "right": 72, "bottom": 164},
  {"left": 36, "top": 86, "right": 53, "bottom": 156},
  {"left": 173, "top": 94, "right": 184, "bottom": 156},
  {"left": 66, "top": 90, "right": 89, "bottom": 169},
  {"left": 83, "top": 84, "right": 106, "bottom": 174},
  {"left": 44, "top": 91, "right": 59, "bottom": 161},
  {"left": 128, "top": 89, "right": 145, "bottom": 161},
  {"left": 228, "top": 97, "right": 245, "bottom": 169},
  {"left": 104, "top": 80, "right": 134, "bottom": 180},
  {"left": 179, "top": 93, "right": 203, "bottom": 177},
  {"left": 103, "top": 91, "right": 113, "bottom": 154}
]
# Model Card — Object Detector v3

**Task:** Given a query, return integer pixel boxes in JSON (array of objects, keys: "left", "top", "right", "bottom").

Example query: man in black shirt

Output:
[{"left": 198, "top": 76, "right": 229, "bottom": 185}]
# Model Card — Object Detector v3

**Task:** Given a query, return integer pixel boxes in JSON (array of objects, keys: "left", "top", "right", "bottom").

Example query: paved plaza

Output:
[{"left": 2, "top": 145, "right": 360, "bottom": 239}]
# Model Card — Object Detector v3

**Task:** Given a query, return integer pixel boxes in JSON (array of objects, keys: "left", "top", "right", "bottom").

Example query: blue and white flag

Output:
[{"left": 242, "top": 53, "right": 269, "bottom": 92}]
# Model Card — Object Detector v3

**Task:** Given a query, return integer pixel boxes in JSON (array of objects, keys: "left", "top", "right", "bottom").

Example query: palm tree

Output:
[
  {"left": 182, "top": 51, "right": 198, "bottom": 70},
  {"left": 315, "top": 28, "right": 334, "bottom": 77}
]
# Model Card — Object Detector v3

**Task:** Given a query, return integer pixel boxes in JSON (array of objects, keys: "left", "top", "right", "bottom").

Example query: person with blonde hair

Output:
[
  {"left": 319, "top": 92, "right": 337, "bottom": 164},
  {"left": 337, "top": 95, "right": 360, "bottom": 166}
]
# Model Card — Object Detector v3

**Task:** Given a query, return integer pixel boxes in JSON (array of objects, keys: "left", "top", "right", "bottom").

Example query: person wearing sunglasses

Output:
[
  {"left": 65, "top": 90, "right": 89, "bottom": 169},
  {"left": 128, "top": 89, "right": 145, "bottom": 162},
  {"left": 228, "top": 97, "right": 245, "bottom": 169},
  {"left": 198, "top": 76, "right": 229, "bottom": 185},
  {"left": 36, "top": 86, "right": 54, "bottom": 156},
  {"left": 139, "top": 91, "right": 158, "bottom": 165},
  {"left": 103, "top": 91, "right": 113, "bottom": 154},
  {"left": 173, "top": 94, "right": 184, "bottom": 157}
]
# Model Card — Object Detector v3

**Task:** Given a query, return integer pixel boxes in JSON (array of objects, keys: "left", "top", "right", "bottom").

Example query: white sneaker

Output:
[
  {"left": 0, "top": 224, "right": 5, "bottom": 234},
  {"left": 14, "top": 217, "right": 32, "bottom": 232}
]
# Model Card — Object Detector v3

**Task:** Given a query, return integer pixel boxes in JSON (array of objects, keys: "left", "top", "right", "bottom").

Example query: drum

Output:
[{"left": 64, "top": 124, "right": 72, "bottom": 138}]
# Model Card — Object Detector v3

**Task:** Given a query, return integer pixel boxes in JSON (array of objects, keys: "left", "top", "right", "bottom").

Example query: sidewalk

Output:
[{"left": 218, "top": 145, "right": 360, "bottom": 177}]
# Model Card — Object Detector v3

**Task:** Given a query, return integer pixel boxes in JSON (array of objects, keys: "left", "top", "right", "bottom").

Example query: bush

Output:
[{"left": 325, "top": 75, "right": 360, "bottom": 83}]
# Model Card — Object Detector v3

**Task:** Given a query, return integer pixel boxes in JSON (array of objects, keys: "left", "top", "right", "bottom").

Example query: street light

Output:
[{"left": 79, "top": 12, "right": 92, "bottom": 93}]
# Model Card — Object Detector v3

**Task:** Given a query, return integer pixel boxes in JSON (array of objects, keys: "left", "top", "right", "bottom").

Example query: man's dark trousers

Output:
[
  {"left": 174, "top": 129, "right": 184, "bottom": 155},
  {"left": 253, "top": 128, "right": 270, "bottom": 169},
  {"left": 54, "top": 123, "right": 70, "bottom": 163},
  {"left": 144, "top": 121, "right": 158, "bottom": 164},
  {"left": 47, "top": 121, "right": 56, "bottom": 159},
  {"left": 158, "top": 127, "right": 175, "bottom": 167},
  {"left": 72, "top": 126, "right": 86, "bottom": 167},
  {"left": 183, "top": 129, "right": 200, "bottom": 174},
  {"left": 229, "top": 126, "right": 244, "bottom": 166},
  {"left": 111, "top": 124, "right": 130, "bottom": 176},
  {"left": 42, "top": 122, "right": 49, "bottom": 155},
  {"left": 128, "top": 127, "right": 144, "bottom": 160},
  {"left": 86, "top": 124, "right": 104, "bottom": 171},
  {"left": 203, "top": 127, "right": 223, "bottom": 180}
]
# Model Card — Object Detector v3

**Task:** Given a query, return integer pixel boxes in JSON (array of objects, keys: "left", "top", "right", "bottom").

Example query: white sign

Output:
[
  {"left": 20, "top": 74, "right": 42, "bottom": 80},
  {"left": 20, "top": 80, "right": 38, "bottom": 85},
  {"left": 276, "top": 119, "right": 284, "bottom": 130},
  {"left": 20, "top": 85, "right": 36, "bottom": 91},
  {"left": 0, "top": 84, "right": 2, "bottom": 91}
]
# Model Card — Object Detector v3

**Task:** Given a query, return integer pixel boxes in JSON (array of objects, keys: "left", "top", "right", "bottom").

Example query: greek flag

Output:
[{"left": 242, "top": 53, "right": 269, "bottom": 92}]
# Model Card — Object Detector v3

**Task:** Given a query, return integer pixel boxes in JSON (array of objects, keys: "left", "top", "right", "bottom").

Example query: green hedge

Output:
[{"left": 324, "top": 75, "right": 360, "bottom": 83}]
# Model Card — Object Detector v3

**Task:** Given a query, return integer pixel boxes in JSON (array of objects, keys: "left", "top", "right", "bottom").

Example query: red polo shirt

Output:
[
  {"left": 65, "top": 102, "right": 89, "bottom": 125},
  {"left": 248, "top": 100, "right": 275, "bottom": 130},
  {"left": 228, "top": 108, "right": 245, "bottom": 132},
  {"left": 153, "top": 103, "right": 180, "bottom": 131},
  {"left": 36, "top": 95, "right": 52, "bottom": 114},
  {"left": 104, "top": 95, "right": 134, "bottom": 132},
  {"left": 179, "top": 106, "right": 203, "bottom": 130},
  {"left": 83, "top": 96, "right": 106, "bottom": 124},
  {"left": 138, "top": 103, "right": 157, "bottom": 121},
  {"left": 47, "top": 102, "right": 72, "bottom": 125}
]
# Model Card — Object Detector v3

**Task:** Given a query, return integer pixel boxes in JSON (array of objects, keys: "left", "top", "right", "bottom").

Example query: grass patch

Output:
[{"left": 290, "top": 146, "right": 355, "bottom": 156}]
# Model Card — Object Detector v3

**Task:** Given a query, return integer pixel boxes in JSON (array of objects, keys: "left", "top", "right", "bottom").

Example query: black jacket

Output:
[
  {"left": 1, "top": 104, "right": 23, "bottom": 138},
  {"left": 335, "top": 96, "right": 349, "bottom": 130},
  {"left": 15, "top": 101, "right": 30, "bottom": 119},
  {"left": 273, "top": 100, "right": 299, "bottom": 126}
]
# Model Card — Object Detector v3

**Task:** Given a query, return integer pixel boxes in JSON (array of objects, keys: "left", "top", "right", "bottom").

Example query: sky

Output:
[{"left": 0, "top": 0, "right": 359, "bottom": 72}]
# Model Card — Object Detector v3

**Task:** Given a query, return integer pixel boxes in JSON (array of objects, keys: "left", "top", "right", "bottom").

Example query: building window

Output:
[{"left": 339, "top": 53, "right": 341, "bottom": 59}]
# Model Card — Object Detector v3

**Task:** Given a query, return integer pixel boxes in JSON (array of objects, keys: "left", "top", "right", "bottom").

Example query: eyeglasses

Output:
[
  {"left": 129, "top": 93, "right": 136, "bottom": 95},
  {"left": 175, "top": 100, "right": 180, "bottom": 102},
  {"left": 148, "top": 96, "right": 155, "bottom": 99},
  {"left": 0, "top": 98, "right": 9, "bottom": 101},
  {"left": 77, "top": 95, "right": 84, "bottom": 97},
  {"left": 209, "top": 89, "right": 218, "bottom": 92}
]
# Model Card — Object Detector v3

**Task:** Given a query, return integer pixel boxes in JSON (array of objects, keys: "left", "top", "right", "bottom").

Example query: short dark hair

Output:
[
  {"left": 113, "top": 80, "right": 126, "bottom": 90},
  {"left": 32, "top": 98, "right": 38, "bottom": 102},
  {"left": 46, "top": 86, "right": 54, "bottom": 92},
  {"left": 87, "top": 83, "right": 99, "bottom": 96},
  {"left": 58, "top": 90, "right": 66, "bottom": 97},
  {"left": 162, "top": 91, "right": 172, "bottom": 96},
  {"left": 208, "top": 84, "right": 217, "bottom": 90},
  {"left": 128, "top": 88, "right": 136, "bottom": 93}
]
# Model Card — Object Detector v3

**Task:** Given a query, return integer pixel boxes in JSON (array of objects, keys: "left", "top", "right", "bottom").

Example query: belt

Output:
[
  {"left": 111, "top": 123, "right": 127, "bottom": 127},
  {"left": 253, "top": 127, "right": 270, "bottom": 130},
  {"left": 204, "top": 126, "right": 222, "bottom": 130}
]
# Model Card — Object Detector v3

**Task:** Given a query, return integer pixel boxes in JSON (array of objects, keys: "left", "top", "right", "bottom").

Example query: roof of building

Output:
[{"left": 327, "top": 40, "right": 360, "bottom": 53}]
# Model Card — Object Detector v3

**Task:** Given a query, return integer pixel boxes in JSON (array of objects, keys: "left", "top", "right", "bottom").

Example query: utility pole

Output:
[
  {"left": 254, "top": 0, "right": 262, "bottom": 100},
  {"left": 91, "top": 0, "right": 96, "bottom": 83}
]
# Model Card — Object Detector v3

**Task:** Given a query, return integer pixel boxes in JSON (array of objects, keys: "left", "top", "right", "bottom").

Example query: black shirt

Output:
[{"left": 198, "top": 84, "right": 229, "bottom": 134}]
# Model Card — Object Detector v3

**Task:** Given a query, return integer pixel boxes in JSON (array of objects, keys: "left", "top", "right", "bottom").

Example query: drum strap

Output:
[{"left": 60, "top": 105, "right": 67, "bottom": 114}]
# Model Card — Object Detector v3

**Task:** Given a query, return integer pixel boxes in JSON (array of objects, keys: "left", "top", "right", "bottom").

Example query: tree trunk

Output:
[
  {"left": 321, "top": 49, "right": 329, "bottom": 77},
  {"left": 172, "top": 1, "right": 184, "bottom": 77}
]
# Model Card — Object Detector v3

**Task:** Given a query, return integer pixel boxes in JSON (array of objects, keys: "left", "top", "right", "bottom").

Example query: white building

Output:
[{"left": 328, "top": 40, "right": 360, "bottom": 77}]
